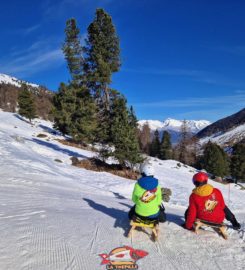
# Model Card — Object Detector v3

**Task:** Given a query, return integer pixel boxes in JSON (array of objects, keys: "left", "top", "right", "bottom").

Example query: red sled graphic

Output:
[{"left": 99, "top": 246, "right": 148, "bottom": 269}]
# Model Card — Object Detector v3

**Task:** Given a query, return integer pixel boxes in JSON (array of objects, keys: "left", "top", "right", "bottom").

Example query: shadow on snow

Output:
[
  {"left": 38, "top": 124, "right": 61, "bottom": 135},
  {"left": 31, "top": 138, "right": 88, "bottom": 159},
  {"left": 83, "top": 198, "right": 130, "bottom": 236}
]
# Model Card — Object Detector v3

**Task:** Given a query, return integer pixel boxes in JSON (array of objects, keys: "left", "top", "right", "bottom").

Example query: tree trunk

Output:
[{"left": 104, "top": 84, "right": 110, "bottom": 111}]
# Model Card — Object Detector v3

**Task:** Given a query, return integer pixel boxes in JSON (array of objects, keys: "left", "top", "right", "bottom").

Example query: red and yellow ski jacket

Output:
[{"left": 185, "top": 184, "right": 225, "bottom": 229}]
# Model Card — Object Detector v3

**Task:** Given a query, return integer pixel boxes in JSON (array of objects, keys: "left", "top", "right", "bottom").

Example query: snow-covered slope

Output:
[
  {"left": 200, "top": 123, "right": 245, "bottom": 146},
  {"left": 0, "top": 73, "right": 39, "bottom": 88},
  {"left": 197, "top": 108, "right": 245, "bottom": 147},
  {"left": 138, "top": 118, "right": 211, "bottom": 143},
  {"left": 0, "top": 111, "right": 244, "bottom": 270}
]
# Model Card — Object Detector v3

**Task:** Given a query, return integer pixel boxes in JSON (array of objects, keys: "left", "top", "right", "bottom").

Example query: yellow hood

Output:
[{"left": 193, "top": 184, "right": 214, "bottom": 197}]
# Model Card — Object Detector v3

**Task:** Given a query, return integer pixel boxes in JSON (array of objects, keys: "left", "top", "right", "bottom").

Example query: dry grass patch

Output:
[
  {"left": 71, "top": 157, "right": 139, "bottom": 180},
  {"left": 57, "top": 139, "right": 97, "bottom": 152}
]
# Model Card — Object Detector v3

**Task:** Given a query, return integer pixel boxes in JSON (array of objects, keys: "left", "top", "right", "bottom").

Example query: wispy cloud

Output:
[
  {"left": 2, "top": 50, "right": 63, "bottom": 75},
  {"left": 123, "top": 67, "right": 245, "bottom": 88},
  {"left": 0, "top": 38, "right": 64, "bottom": 77},
  {"left": 22, "top": 23, "right": 42, "bottom": 36},
  {"left": 133, "top": 93, "right": 245, "bottom": 108}
]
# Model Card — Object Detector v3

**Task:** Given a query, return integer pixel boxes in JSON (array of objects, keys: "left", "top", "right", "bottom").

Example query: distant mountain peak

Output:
[
  {"left": 138, "top": 118, "right": 211, "bottom": 144},
  {"left": 138, "top": 118, "right": 211, "bottom": 133},
  {"left": 0, "top": 73, "right": 52, "bottom": 120},
  {"left": 0, "top": 73, "right": 39, "bottom": 88},
  {"left": 162, "top": 118, "right": 182, "bottom": 127}
]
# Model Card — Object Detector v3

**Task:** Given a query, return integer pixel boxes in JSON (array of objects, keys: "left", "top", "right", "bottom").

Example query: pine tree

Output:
[
  {"left": 85, "top": 8, "right": 120, "bottom": 101},
  {"left": 18, "top": 84, "right": 36, "bottom": 123},
  {"left": 84, "top": 8, "right": 120, "bottom": 142},
  {"left": 62, "top": 18, "right": 83, "bottom": 84},
  {"left": 54, "top": 18, "right": 84, "bottom": 136},
  {"left": 69, "top": 85, "right": 97, "bottom": 143},
  {"left": 150, "top": 130, "right": 160, "bottom": 157},
  {"left": 53, "top": 18, "right": 97, "bottom": 143},
  {"left": 159, "top": 131, "right": 172, "bottom": 160},
  {"left": 53, "top": 83, "right": 76, "bottom": 135},
  {"left": 231, "top": 142, "right": 245, "bottom": 182},
  {"left": 202, "top": 141, "right": 229, "bottom": 177}
]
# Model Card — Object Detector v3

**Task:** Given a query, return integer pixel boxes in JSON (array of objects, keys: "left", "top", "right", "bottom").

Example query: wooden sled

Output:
[
  {"left": 127, "top": 217, "right": 159, "bottom": 241},
  {"left": 194, "top": 219, "right": 228, "bottom": 240}
]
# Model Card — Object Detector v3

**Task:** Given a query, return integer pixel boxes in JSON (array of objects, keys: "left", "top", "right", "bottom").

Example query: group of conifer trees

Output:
[
  {"left": 149, "top": 130, "right": 173, "bottom": 160},
  {"left": 138, "top": 122, "right": 245, "bottom": 182},
  {"left": 199, "top": 141, "right": 245, "bottom": 182},
  {"left": 138, "top": 120, "right": 195, "bottom": 163},
  {"left": 52, "top": 9, "right": 142, "bottom": 168}
]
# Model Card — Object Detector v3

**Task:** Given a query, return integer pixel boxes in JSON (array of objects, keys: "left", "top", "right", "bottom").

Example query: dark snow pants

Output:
[{"left": 128, "top": 204, "right": 166, "bottom": 223}]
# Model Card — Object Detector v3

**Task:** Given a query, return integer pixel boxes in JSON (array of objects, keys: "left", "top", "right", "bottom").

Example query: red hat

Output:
[{"left": 193, "top": 172, "right": 208, "bottom": 185}]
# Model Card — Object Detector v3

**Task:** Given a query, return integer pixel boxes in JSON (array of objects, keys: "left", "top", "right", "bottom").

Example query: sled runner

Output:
[
  {"left": 127, "top": 216, "right": 159, "bottom": 241},
  {"left": 194, "top": 219, "right": 228, "bottom": 239}
]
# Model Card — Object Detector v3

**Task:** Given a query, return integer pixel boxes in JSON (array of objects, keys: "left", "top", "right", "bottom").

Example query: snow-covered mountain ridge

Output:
[
  {"left": 200, "top": 123, "right": 245, "bottom": 146},
  {"left": 0, "top": 73, "right": 53, "bottom": 119},
  {"left": 0, "top": 73, "right": 39, "bottom": 88},
  {"left": 138, "top": 118, "right": 211, "bottom": 133},
  {"left": 196, "top": 108, "right": 245, "bottom": 146},
  {"left": 138, "top": 118, "right": 211, "bottom": 144}
]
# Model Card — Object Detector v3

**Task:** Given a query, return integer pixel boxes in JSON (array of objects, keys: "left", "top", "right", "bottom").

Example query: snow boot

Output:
[{"left": 232, "top": 220, "right": 241, "bottom": 230}]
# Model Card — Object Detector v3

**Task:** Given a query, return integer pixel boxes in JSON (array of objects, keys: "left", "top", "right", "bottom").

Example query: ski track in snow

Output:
[{"left": 0, "top": 111, "right": 245, "bottom": 270}]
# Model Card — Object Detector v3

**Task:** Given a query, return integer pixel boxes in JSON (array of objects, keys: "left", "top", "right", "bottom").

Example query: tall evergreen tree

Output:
[
  {"left": 150, "top": 130, "right": 160, "bottom": 157},
  {"left": 159, "top": 131, "right": 172, "bottom": 160},
  {"left": 18, "top": 84, "right": 36, "bottom": 123},
  {"left": 53, "top": 83, "right": 76, "bottom": 135},
  {"left": 53, "top": 18, "right": 97, "bottom": 143},
  {"left": 69, "top": 85, "right": 97, "bottom": 143},
  {"left": 85, "top": 8, "right": 120, "bottom": 101},
  {"left": 84, "top": 8, "right": 120, "bottom": 142},
  {"left": 202, "top": 141, "right": 229, "bottom": 177},
  {"left": 62, "top": 18, "right": 83, "bottom": 84},
  {"left": 231, "top": 142, "right": 245, "bottom": 182}
]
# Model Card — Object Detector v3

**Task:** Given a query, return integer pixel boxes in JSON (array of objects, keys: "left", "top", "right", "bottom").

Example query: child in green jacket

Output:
[{"left": 128, "top": 163, "right": 166, "bottom": 221}]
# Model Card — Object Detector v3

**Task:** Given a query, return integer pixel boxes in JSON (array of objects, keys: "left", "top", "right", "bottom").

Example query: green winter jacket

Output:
[{"left": 132, "top": 176, "right": 162, "bottom": 217}]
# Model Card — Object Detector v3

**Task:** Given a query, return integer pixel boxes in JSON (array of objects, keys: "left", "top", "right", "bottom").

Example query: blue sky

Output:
[{"left": 0, "top": 0, "right": 245, "bottom": 121}]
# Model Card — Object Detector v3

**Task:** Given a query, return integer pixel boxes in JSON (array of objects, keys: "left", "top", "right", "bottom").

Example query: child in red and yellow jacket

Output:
[{"left": 185, "top": 172, "right": 240, "bottom": 230}]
